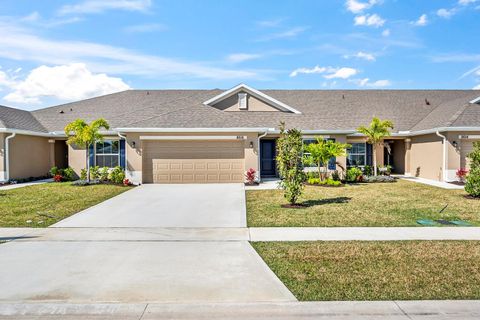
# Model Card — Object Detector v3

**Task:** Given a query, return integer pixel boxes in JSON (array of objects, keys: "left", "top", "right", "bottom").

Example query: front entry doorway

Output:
[{"left": 260, "top": 140, "right": 277, "bottom": 177}]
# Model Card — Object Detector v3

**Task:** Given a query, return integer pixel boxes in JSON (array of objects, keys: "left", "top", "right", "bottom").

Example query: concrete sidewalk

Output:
[
  {"left": 249, "top": 227, "right": 480, "bottom": 241},
  {"left": 0, "top": 179, "right": 52, "bottom": 190},
  {"left": 2, "top": 227, "right": 480, "bottom": 242},
  {"left": 0, "top": 301, "right": 479, "bottom": 319}
]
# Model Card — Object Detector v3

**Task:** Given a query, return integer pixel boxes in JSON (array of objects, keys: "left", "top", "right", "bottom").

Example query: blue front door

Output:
[{"left": 260, "top": 140, "right": 276, "bottom": 177}]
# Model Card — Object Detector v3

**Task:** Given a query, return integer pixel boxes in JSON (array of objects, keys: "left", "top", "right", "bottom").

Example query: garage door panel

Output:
[{"left": 143, "top": 140, "right": 245, "bottom": 183}]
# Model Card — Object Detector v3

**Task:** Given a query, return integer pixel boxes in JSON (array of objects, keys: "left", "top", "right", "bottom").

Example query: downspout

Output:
[
  {"left": 257, "top": 131, "right": 268, "bottom": 182},
  {"left": 435, "top": 131, "right": 447, "bottom": 181},
  {"left": 117, "top": 132, "right": 128, "bottom": 176},
  {"left": 4, "top": 133, "right": 16, "bottom": 182}
]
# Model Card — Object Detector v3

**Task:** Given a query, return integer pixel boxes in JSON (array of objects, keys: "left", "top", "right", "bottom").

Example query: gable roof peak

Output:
[{"left": 202, "top": 83, "right": 302, "bottom": 114}]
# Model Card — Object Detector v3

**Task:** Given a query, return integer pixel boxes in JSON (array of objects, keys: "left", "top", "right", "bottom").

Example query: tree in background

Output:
[
  {"left": 64, "top": 119, "right": 110, "bottom": 182},
  {"left": 276, "top": 122, "right": 306, "bottom": 205},
  {"left": 304, "top": 137, "right": 350, "bottom": 181},
  {"left": 357, "top": 117, "right": 394, "bottom": 176},
  {"left": 465, "top": 141, "right": 480, "bottom": 197}
]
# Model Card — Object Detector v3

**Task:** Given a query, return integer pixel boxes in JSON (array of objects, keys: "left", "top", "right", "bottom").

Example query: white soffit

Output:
[{"left": 203, "top": 83, "right": 302, "bottom": 114}]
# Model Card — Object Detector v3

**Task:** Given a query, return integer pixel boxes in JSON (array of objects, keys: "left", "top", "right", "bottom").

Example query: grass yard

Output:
[
  {"left": 247, "top": 179, "right": 480, "bottom": 227},
  {"left": 0, "top": 183, "right": 133, "bottom": 227},
  {"left": 253, "top": 241, "right": 480, "bottom": 301}
]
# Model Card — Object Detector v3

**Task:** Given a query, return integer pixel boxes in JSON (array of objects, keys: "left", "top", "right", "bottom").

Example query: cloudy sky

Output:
[{"left": 0, "top": 0, "right": 479, "bottom": 110}]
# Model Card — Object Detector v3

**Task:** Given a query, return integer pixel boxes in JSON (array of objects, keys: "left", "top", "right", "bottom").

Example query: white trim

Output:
[
  {"left": 139, "top": 135, "right": 246, "bottom": 141},
  {"left": 4, "top": 133, "right": 16, "bottom": 181},
  {"left": 116, "top": 127, "right": 272, "bottom": 133},
  {"left": 459, "top": 135, "right": 480, "bottom": 139},
  {"left": 0, "top": 128, "right": 54, "bottom": 137},
  {"left": 202, "top": 83, "right": 302, "bottom": 114},
  {"left": 94, "top": 140, "right": 120, "bottom": 168},
  {"left": 469, "top": 96, "right": 480, "bottom": 104},
  {"left": 436, "top": 131, "right": 448, "bottom": 182},
  {"left": 0, "top": 171, "right": 6, "bottom": 182}
]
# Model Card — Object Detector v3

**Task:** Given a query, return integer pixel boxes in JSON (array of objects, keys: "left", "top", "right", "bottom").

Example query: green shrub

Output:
[
  {"left": 50, "top": 166, "right": 60, "bottom": 176},
  {"left": 90, "top": 166, "right": 100, "bottom": 180},
  {"left": 109, "top": 166, "right": 125, "bottom": 184},
  {"left": 307, "top": 177, "right": 320, "bottom": 185},
  {"left": 346, "top": 167, "right": 363, "bottom": 182},
  {"left": 62, "top": 167, "right": 75, "bottom": 181},
  {"left": 80, "top": 168, "right": 87, "bottom": 180},
  {"left": 465, "top": 142, "right": 480, "bottom": 197},
  {"left": 331, "top": 170, "right": 341, "bottom": 181},
  {"left": 363, "top": 165, "right": 373, "bottom": 177},
  {"left": 276, "top": 122, "right": 306, "bottom": 205},
  {"left": 321, "top": 178, "right": 342, "bottom": 186},
  {"left": 99, "top": 167, "right": 109, "bottom": 181}
]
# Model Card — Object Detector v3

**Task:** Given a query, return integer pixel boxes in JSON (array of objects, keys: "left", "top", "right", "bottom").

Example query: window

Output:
[
  {"left": 303, "top": 138, "right": 317, "bottom": 167},
  {"left": 95, "top": 140, "right": 119, "bottom": 168},
  {"left": 347, "top": 143, "right": 366, "bottom": 167}
]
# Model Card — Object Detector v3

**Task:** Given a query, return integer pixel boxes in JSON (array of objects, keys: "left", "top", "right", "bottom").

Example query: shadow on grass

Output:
[{"left": 302, "top": 197, "right": 352, "bottom": 207}]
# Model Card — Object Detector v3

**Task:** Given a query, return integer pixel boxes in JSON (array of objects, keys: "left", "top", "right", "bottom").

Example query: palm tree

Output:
[
  {"left": 64, "top": 119, "right": 110, "bottom": 182},
  {"left": 357, "top": 117, "right": 394, "bottom": 176},
  {"left": 304, "top": 137, "right": 350, "bottom": 181}
]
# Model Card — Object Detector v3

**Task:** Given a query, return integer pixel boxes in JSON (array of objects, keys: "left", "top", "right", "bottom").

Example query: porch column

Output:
[{"left": 404, "top": 138, "right": 411, "bottom": 176}]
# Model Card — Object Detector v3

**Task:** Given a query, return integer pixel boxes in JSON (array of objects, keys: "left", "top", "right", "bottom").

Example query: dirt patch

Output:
[{"left": 281, "top": 203, "right": 307, "bottom": 209}]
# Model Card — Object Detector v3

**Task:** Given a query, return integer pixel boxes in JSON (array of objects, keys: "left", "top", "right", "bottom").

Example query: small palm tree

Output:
[
  {"left": 357, "top": 117, "right": 394, "bottom": 176},
  {"left": 304, "top": 137, "right": 350, "bottom": 181},
  {"left": 64, "top": 119, "right": 110, "bottom": 182}
]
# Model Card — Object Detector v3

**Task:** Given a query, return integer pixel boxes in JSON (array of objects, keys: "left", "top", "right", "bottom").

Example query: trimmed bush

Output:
[
  {"left": 109, "top": 166, "right": 126, "bottom": 184},
  {"left": 465, "top": 142, "right": 480, "bottom": 197},
  {"left": 346, "top": 167, "right": 363, "bottom": 182}
]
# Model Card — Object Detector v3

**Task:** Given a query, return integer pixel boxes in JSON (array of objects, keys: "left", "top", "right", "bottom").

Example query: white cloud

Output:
[
  {"left": 437, "top": 8, "right": 456, "bottom": 18},
  {"left": 474, "top": 84, "right": 480, "bottom": 89},
  {"left": 290, "top": 66, "right": 358, "bottom": 79},
  {"left": 382, "top": 29, "right": 390, "bottom": 36},
  {"left": 459, "top": 0, "right": 478, "bottom": 5},
  {"left": 0, "top": 21, "right": 257, "bottom": 80},
  {"left": 290, "top": 66, "right": 328, "bottom": 77},
  {"left": 58, "top": 0, "right": 152, "bottom": 15},
  {"left": 257, "top": 18, "right": 285, "bottom": 28},
  {"left": 258, "top": 26, "right": 308, "bottom": 41},
  {"left": 413, "top": 14, "right": 428, "bottom": 26},
  {"left": 324, "top": 67, "right": 358, "bottom": 79},
  {"left": 354, "top": 14, "right": 385, "bottom": 27},
  {"left": 345, "top": 0, "right": 379, "bottom": 14},
  {"left": 2, "top": 63, "right": 130, "bottom": 104},
  {"left": 124, "top": 23, "right": 166, "bottom": 33},
  {"left": 351, "top": 78, "right": 391, "bottom": 87},
  {"left": 226, "top": 53, "right": 263, "bottom": 63},
  {"left": 344, "top": 51, "right": 376, "bottom": 61}
]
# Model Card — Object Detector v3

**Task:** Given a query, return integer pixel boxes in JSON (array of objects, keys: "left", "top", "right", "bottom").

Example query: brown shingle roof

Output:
[{"left": 7, "top": 88, "right": 479, "bottom": 133}]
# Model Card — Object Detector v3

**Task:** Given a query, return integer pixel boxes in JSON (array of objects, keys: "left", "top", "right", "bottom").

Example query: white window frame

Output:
[
  {"left": 95, "top": 139, "right": 120, "bottom": 168},
  {"left": 303, "top": 138, "right": 321, "bottom": 169},
  {"left": 347, "top": 142, "right": 367, "bottom": 167}
]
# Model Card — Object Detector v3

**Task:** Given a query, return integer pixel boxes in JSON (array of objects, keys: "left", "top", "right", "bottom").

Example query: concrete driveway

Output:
[
  {"left": 0, "top": 183, "right": 296, "bottom": 304},
  {"left": 54, "top": 183, "right": 246, "bottom": 228}
]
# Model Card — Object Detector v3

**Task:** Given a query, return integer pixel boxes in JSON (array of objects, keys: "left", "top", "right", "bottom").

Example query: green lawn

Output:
[
  {"left": 253, "top": 241, "right": 480, "bottom": 301},
  {"left": 0, "top": 182, "right": 133, "bottom": 227},
  {"left": 247, "top": 180, "right": 480, "bottom": 227}
]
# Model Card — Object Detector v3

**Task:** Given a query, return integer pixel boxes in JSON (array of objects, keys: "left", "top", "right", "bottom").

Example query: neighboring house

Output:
[{"left": 0, "top": 84, "right": 479, "bottom": 184}]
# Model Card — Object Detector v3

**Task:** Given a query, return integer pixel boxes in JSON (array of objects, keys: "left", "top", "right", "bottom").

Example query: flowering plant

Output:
[
  {"left": 245, "top": 168, "right": 257, "bottom": 184},
  {"left": 456, "top": 168, "right": 468, "bottom": 182},
  {"left": 53, "top": 174, "right": 63, "bottom": 182}
]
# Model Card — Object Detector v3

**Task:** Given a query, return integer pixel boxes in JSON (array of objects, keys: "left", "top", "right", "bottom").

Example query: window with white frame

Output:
[
  {"left": 95, "top": 140, "right": 119, "bottom": 168},
  {"left": 347, "top": 143, "right": 366, "bottom": 167},
  {"left": 303, "top": 138, "right": 319, "bottom": 167}
]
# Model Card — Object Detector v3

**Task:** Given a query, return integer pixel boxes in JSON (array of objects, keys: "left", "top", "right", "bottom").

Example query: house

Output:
[{"left": 1, "top": 84, "right": 479, "bottom": 184}]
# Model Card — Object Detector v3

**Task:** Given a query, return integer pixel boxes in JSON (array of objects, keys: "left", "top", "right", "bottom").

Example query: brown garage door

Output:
[
  {"left": 461, "top": 140, "right": 477, "bottom": 170},
  {"left": 142, "top": 140, "right": 245, "bottom": 183}
]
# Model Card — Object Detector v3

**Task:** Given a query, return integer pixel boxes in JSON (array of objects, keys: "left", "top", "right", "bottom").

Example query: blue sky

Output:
[{"left": 0, "top": 0, "right": 479, "bottom": 110}]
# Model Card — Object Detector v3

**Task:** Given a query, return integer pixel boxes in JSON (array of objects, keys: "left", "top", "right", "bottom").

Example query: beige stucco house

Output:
[{"left": 1, "top": 84, "right": 479, "bottom": 184}]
